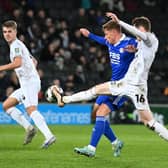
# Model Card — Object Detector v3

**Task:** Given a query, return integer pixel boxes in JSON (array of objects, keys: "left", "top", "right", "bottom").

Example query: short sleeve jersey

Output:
[{"left": 10, "top": 39, "right": 39, "bottom": 84}]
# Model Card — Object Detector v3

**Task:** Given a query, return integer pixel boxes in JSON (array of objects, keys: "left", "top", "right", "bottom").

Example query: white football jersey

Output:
[
  {"left": 125, "top": 32, "right": 158, "bottom": 85},
  {"left": 10, "top": 39, "right": 40, "bottom": 84},
  {"left": 119, "top": 21, "right": 159, "bottom": 85}
]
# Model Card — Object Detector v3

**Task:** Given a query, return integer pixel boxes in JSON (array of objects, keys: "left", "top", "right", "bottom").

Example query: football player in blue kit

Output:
[{"left": 53, "top": 20, "right": 137, "bottom": 157}]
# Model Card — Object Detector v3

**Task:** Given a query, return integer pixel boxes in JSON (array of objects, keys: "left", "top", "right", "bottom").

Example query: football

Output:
[{"left": 45, "top": 85, "right": 63, "bottom": 103}]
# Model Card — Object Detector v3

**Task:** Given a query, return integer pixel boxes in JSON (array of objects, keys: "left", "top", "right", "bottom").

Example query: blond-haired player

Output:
[{"left": 1, "top": 20, "right": 55, "bottom": 148}]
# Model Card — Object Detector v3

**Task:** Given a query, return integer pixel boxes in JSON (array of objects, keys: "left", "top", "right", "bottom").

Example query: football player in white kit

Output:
[
  {"left": 1, "top": 20, "right": 56, "bottom": 148},
  {"left": 53, "top": 13, "right": 168, "bottom": 142}
]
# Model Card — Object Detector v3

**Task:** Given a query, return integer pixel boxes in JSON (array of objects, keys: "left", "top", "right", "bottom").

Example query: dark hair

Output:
[
  {"left": 2, "top": 20, "right": 17, "bottom": 30},
  {"left": 102, "top": 20, "right": 121, "bottom": 32},
  {"left": 132, "top": 16, "right": 151, "bottom": 32}
]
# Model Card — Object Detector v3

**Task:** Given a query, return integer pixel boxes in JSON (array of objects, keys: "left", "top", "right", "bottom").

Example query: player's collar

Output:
[
  {"left": 114, "top": 34, "right": 126, "bottom": 46},
  {"left": 9, "top": 38, "right": 17, "bottom": 46}
]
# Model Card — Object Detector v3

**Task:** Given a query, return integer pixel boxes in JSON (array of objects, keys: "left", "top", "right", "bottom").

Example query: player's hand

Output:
[
  {"left": 106, "top": 12, "right": 119, "bottom": 23},
  {"left": 124, "top": 45, "right": 138, "bottom": 53},
  {"left": 80, "top": 28, "right": 90, "bottom": 37}
]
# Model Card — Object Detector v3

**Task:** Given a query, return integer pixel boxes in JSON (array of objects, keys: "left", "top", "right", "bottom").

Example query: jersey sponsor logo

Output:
[
  {"left": 15, "top": 48, "right": 20, "bottom": 53},
  {"left": 109, "top": 52, "right": 120, "bottom": 64}
]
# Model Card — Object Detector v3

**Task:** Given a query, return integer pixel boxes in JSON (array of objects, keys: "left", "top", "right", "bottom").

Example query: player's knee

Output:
[
  {"left": 2, "top": 97, "right": 19, "bottom": 112},
  {"left": 96, "top": 108, "right": 107, "bottom": 116},
  {"left": 2, "top": 102, "right": 9, "bottom": 112},
  {"left": 2, "top": 103, "right": 15, "bottom": 115},
  {"left": 96, "top": 104, "right": 111, "bottom": 116},
  {"left": 2, "top": 103, "right": 15, "bottom": 114},
  {"left": 26, "top": 106, "right": 37, "bottom": 115}
]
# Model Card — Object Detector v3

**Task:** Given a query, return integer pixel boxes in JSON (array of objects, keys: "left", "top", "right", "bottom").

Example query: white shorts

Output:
[
  {"left": 10, "top": 79, "right": 41, "bottom": 108},
  {"left": 108, "top": 80, "right": 150, "bottom": 111}
]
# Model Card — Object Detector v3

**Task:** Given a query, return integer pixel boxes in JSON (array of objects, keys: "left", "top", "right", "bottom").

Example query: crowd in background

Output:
[{"left": 0, "top": 0, "right": 168, "bottom": 103}]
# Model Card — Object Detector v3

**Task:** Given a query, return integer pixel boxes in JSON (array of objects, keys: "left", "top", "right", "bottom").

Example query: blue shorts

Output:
[{"left": 95, "top": 95, "right": 127, "bottom": 112}]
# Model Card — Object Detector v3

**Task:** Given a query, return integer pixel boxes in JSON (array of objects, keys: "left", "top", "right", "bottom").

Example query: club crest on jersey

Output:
[
  {"left": 15, "top": 48, "right": 19, "bottom": 53},
  {"left": 119, "top": 48, "right": 124, "bottom": 53}
]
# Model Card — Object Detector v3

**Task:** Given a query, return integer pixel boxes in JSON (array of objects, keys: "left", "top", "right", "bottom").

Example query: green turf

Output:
[{"left": 0, "top": 124, "right": 168, "bottom": 168}]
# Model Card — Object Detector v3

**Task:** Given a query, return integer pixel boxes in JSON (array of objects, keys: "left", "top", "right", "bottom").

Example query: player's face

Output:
[
  {"left": 104, "top": 29, "right": 119, "bottom": 44},
  {"left": 2, "top": 27, "right": 17, "bottom": 44}
]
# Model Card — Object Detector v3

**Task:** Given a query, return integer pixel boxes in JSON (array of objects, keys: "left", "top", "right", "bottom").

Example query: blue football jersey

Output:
[
  {"left": 89, "top": 33, "right": 137, "bottom": 81},
  {"left": 89, "top": 33, "right": 137, "bottom": 111}
]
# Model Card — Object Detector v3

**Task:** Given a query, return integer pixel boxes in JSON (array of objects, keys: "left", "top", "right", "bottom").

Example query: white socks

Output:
[
  {"left": 147, "top": 119, "right": 168, "bottom": 140},
  {"left": 63, "top": 87, "right": 97, "bottom": 103},
  {"left": 6, "top": 107, "right": 32, "bottom": 130},
  {"left": 88, "top": 145, "right": 96, "bottom": 152},
  {"left": 30, "top": 110, "right": 53, "bottom": 140},
  {"left": 111, "top": 139, "right": 118, "bottom": 146},
  {"left": 6, "top": 107, "right": 54, "bottom": 141}
]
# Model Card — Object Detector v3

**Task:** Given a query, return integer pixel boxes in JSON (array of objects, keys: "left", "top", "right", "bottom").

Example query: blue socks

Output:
[
  {"left": 104, "top": 119, "right": 116, "bottom": 143},
  {"left": 90, "top": 116, "right": 105, "bottom": 147},
  {"left": 90, "top": 116, "right": 117, "bottom": 147}
]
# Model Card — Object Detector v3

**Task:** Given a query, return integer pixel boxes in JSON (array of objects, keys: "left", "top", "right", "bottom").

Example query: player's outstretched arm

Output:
[
  {"left": 0, "top": 56, "right": 22, "bottom": 72},
  {"left": 106, "top": 12, "right": 147, "bottom": 41},
  {"left": 80, "top": 28, "right": 90, "bottom": 37},
  {"left": 106, "top": 12, "right": 120, "bottom": 23},
  {"left": 80, "top": 28, "right": 106, "bottom": 45}
]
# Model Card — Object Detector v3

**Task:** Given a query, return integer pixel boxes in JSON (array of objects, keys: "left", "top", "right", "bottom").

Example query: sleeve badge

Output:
[{"left": 15, "top": 48, "right": 20, "bottom": 53}]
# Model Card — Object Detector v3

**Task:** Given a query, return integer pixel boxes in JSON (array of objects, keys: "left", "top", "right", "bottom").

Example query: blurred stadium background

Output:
[
  {"left": 0, "top": 0, "right": 168, "bottom": 124},
  {"left": 0, "top": 0, "right": 168, "bottom": 125},
  {"left": 0, "top": 1, "right": 168, "bottom": 168}
]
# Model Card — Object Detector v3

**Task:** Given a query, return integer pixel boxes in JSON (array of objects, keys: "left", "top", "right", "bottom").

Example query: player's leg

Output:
[
  {"left": 139, "top": 109, "right": 168, "bottom": 140},
  {"left": 74, "top": 96, "right": 123, "bottom": 157},
  {"left": 91, "top": 103, "right": 98, "bottom": 123},
  {"left": 97, "top": 103, "right": 123, "bottom": 157},
  {"left": 128, "top": 85, "right": 168, "bottom": 141},
  {"left": 102, "top": 96, "right": 125, "bottom": 156},
  {"left": 74, "top": 103, "right": 122, "bottom": 157},
  {"left": 90, "top": 104, "right": 110, "bottom": 150},
  {"left": 74, "top": 103, "right": 109, "bottom": 157},
  {"left": 53, "top": 82, "right": 112, "bottom": 106},
  {"left": 2, "top": 89, "right": 36, "bottom": 145},
  {"left": 3, "top": 97, "right": 32, "bottom": 131},
  {"left": 104, "top": 117, "right": 124, "bottom": 157},
  {"left": 27, "top": 106, "right": 56, "bottom": 148},
  {"left": 23, "top": 80, "right": 56, "bottom": 148},
  {"left": 93, "top": 97, "right": 116, "bottom": 147}
]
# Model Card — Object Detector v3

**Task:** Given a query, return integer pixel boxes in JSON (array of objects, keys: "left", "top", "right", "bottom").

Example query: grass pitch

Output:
[{"left": 0, "top": 124, "right": 168, "bottom": 168}]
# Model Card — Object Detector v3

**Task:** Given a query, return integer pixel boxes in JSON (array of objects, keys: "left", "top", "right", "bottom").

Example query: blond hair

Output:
[{"left": 2, "top": 20, "right": 17, "bottom": 30}]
